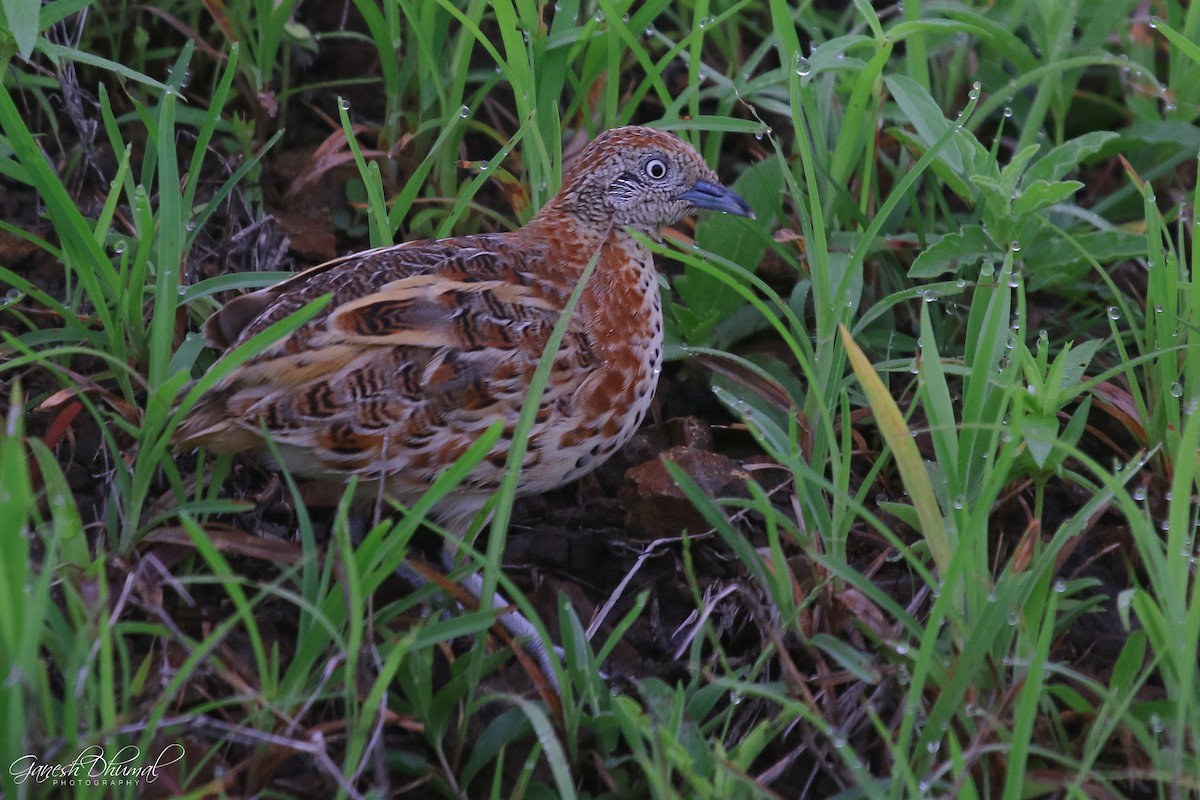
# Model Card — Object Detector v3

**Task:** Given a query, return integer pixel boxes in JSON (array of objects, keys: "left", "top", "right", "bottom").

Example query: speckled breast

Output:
[{"left": 522, "top": 232, "right": 664, "bottom": 493}]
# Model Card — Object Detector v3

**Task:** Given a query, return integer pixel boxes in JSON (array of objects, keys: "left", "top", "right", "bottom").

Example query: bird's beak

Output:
[{"left": 672, "top": 180, "right": 755, "bottom": 219}]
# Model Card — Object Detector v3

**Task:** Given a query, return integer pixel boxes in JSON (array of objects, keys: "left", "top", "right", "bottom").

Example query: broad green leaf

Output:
[
  {"left": 1012, "top": 179, "right": 1083, "bottom": 216},
  {"left": 1021, "top": 413, "right": 1059, "bottom": 469},
  {"left": 1024, "top": 131, "right": 1118, "bottom": 184},
  {"left": 1023, "top": 229, "right": 1148, "bottom": 291},
  {"left": 999, "top": 143, "right": 1042, "bottom": 196},
  {"left": 886, "top": 74, "right": 987, "bottom": 178},
  {"left": 676, "top": 155, "right": 782, "bottom": 337},
  {"left": 1, "top": 0, "right": 38, "bottom": 59},
  {"left": 909, "top": 225, "right": 992, "bottom": 278},
  {"left": 1120, "top": 120, "right": 1200, "bottom": 150},
  {"left": 1057, "top": 339, "right": 1103, "bottom": 391}
]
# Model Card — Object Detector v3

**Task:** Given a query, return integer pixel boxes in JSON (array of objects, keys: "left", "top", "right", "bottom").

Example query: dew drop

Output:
[
  {"left": 460, "top": 105, "right": 470, "bottom": 118},
  {"left": 1003, "top": 106, "right": 1013, "bottom": 118},
  {"left": 1107, "top": 306, "right": 1122, "bottom": 320},
  {"left": 795, "top": 55, "right": 812, "bottom": 77},
  {"left": 1171, "top": 382, "right": 1184, "bottom": 398},
  {"left": 339, "top": 98, "right": 351, "bottom": 111},
  {"left": 1053, "top": 578, "right": 1067, "bottom": 593},
  {"left": 478, "top": 159, "right": 490, "bottom": 171}
]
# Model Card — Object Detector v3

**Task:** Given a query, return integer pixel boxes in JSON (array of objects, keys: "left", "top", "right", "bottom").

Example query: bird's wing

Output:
[{"left": 174, "top": 236, "right": 593, "bottom": 491}]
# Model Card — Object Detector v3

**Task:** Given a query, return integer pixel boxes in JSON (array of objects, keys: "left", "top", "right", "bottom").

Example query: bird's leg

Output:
[
  {"left": 349, "top": 508, "right": 561, "bottom": 688},
  {"left": 437, "top": 531, "right": 563, "bottom": 692}
]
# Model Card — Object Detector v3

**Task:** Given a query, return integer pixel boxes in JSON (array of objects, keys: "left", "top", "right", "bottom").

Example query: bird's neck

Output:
[
  {"left": 516, "top": 206, "right": 659, "bottom": 315},
  {"left": 526, "top": 202, "right": 662, "bottom": 256}
]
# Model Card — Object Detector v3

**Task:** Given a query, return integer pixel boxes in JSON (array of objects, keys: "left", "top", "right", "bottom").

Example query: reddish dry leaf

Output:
[
  {"left": 36, "top": 376, "right": 141, "bottom": 427},
  {"left": 273, "top": 210, "right": 338, "bottom": 262},
  {"left": 142, "top": 525, "right": 305, "bottom": 565},
  {"left": 836, "top": 585, "right": 890, "bottom": 640},
  {"left": 493, "top": 168, "right": 531, "bottom": 217},
  {"left": 284, "top": 125, "right": 388, "bottom": 201},
  {"left": 200, "top": 0, "right": 237, "bottom": 44},
  {"left": 1090, "top": 380, "right": 1147, "bottom": 444},
  {"left": 1008, "top": 518, "right": 1040, "bottom": 574},
  {"left": 0, "top": 227, "right": 40, "bottom": 265}
]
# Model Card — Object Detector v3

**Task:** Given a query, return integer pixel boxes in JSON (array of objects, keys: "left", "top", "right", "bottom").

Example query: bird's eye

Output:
[{"left": 644, "top": 158, "right": 668, "bottom": 180}]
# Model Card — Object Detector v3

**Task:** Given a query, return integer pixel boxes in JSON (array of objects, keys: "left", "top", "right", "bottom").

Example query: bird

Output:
[
  {"left": 174, "top": 126, "right": 753, "bottom": 686},
  {"left": 175, "top": 125, "right": 754, "bottom": 523}
]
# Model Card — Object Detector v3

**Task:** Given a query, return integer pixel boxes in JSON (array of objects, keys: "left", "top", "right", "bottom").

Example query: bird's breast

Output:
[{"left": 526, "top": 234, "right": 663, "bottom": 488}]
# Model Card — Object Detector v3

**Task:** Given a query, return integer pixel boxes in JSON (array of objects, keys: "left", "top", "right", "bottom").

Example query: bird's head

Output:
[{"left": 549, "top": 126, "right": 754, "bottom": 235}]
